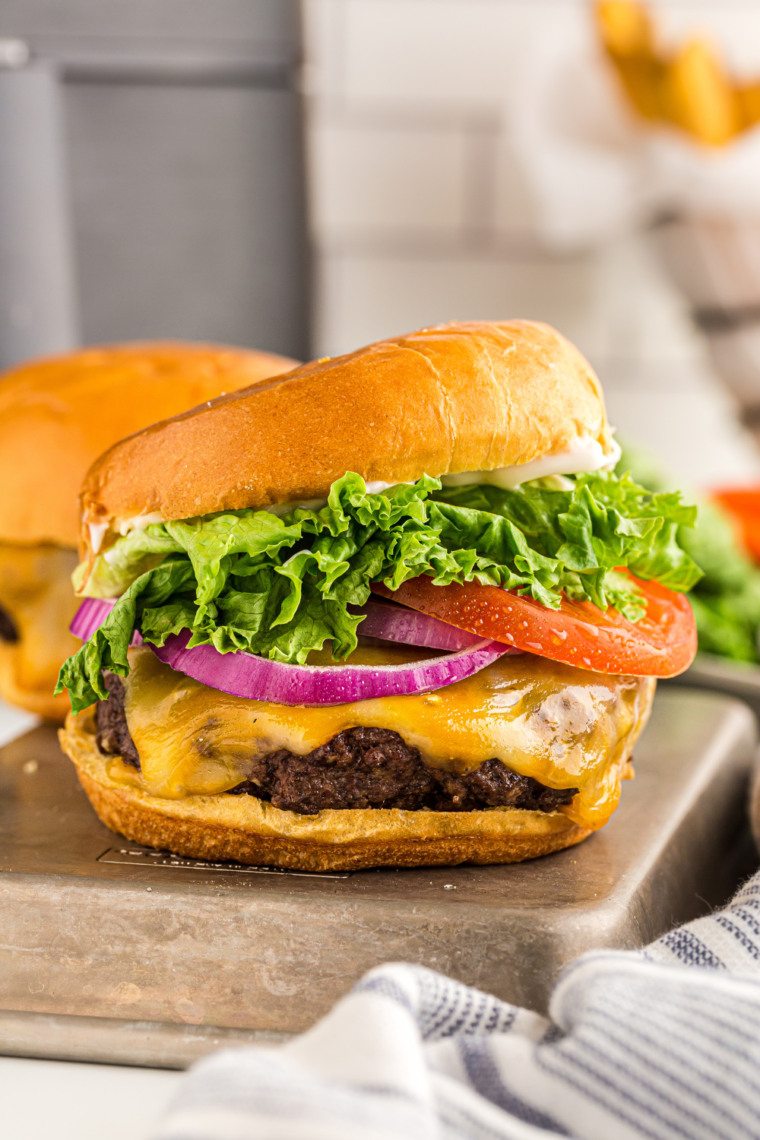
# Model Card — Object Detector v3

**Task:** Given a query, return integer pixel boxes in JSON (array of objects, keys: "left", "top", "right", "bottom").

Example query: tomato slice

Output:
[
  {"left": 712, "top": 488, "right": 760, "bottom": 564},
  {"left": 372, "top": 574, "right": 696, "bottom": 678}
]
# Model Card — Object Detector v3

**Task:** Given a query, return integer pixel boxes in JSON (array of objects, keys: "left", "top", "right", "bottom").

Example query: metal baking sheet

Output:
[
  {"left": 96, "top": 846, "right": 352, "bottom": 879},
  {"left": 0, "top": 688, "right": 755, "bottom": 1069},
  {"left": 671, "top": 654, "right": 760, "bottom": 720}
]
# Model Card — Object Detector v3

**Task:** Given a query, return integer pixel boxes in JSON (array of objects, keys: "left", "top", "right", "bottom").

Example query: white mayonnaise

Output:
[
  {"left": 263, "top": 481, "right": 395, "bottom": 517},
  {"left": 90, "top": 511, "right": 165, "bottom": 555},
  {"left": 440, "top": 435, "right": 621, "bottom": 491},
  {"left": 117, "top": 512, "right": 164, "bottom": 536},
  {"left": 109, "top": 482, "right": 394, "bottom": 535},
  {"left": 99, "top": 446, "right": 616, "bottom": 553},
  {"left": 365, "top": 480, "right": 395, "bottom": 495},
  {"left": 88, "top": 522, "right": 109, "bottom": 554}
]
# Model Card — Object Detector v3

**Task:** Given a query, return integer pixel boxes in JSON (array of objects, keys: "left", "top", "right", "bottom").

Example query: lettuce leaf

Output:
[
  {"left": 57, "top": 470, "right": 701, "bottom": 712},
  {"left": 432, "top": 471, "right": 700, "bottom": 613},
  {"left": 617, "top": 441, "right": 760, "bottom": 663},
  {"left": 58, "top": 558, "right": 196, "bottom": 712},
  {"left": 677, "top": 502, "right": 760, "bottom": 662}
]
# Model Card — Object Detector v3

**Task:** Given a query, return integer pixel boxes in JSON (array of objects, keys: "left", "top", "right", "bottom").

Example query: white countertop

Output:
[
  {"left": 0, "top": 1056, "right": 182, "bottom": 1140},
  {"left": 0, "top": 698, "right": 38, "bottom": 749}
]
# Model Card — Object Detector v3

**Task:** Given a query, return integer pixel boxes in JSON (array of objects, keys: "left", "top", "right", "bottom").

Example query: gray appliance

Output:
[{"left": 0, "top": 0, "right": 310, "bottom": 368}]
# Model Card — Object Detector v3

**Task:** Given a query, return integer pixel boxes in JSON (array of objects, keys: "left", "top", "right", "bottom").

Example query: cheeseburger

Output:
[
  {"left": 57, "top": 321, "right": 700, "bottom": 870},
  {"left": 0, "top": 342, "right": 298, "bottom": 720}
]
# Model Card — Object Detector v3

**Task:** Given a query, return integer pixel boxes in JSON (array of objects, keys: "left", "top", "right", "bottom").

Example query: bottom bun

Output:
[{"left": 60, "top": 710, "right": 591, "bottom": 872}]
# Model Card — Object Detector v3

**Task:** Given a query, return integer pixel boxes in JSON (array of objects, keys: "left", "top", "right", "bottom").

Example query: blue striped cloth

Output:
[{"left": 153, "top": 871, "right": 760, "bottom": 1140}]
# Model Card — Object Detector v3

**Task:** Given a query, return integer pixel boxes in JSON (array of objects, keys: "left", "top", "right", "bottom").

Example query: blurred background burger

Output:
[{"left": 0, "top": 343, "right": 298, "bottom": 721}]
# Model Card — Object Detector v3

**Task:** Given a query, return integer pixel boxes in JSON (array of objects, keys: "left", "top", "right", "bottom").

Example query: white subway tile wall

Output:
[
  {"left": 311, "top": 120, "right": 469, "bottom": 236},
  {"left": 303, "top": 0, "right": 760, "bottom": 486}
]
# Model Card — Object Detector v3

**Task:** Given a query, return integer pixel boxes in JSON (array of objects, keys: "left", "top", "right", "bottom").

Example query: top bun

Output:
[
  {"left": 0, "top": 342, "right": 299, "bottom": 548},
  {"left": 81, "top": 321, "right": 612, "bottom": 548}
]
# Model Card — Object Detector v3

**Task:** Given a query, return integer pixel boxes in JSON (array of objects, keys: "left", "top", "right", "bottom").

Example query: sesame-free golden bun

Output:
[
  {"left": 0, "top": 342, "right": 298, "bottom": 721},
  {"left": 80, "top": 321, "right": 613, "bottom": 558},
  {"left": 0, "top": 341, "right": 300, "bottom": 548}
]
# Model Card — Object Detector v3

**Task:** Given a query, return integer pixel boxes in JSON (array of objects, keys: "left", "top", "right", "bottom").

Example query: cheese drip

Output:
[
  {"left": 112, "top": 645, "right": 654, "bottom": 831},
  {"left": 0, "top": 541, "right": 80, "bottom": 705}
]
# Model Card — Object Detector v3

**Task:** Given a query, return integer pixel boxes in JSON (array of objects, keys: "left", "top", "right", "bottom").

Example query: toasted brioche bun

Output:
[
  {"left": 0, "top": 341, "right": 299, "bottom": 548},
  {"left": 80, "top": 321, "right": 612, "bottom": 556},
  {"left": 60, "top": 709, "right": 592, "bottom": 871}
]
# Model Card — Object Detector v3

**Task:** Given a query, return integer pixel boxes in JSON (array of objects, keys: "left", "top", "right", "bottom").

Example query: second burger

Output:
[{"left": 0, "top": 341, "right": 298, "bottom": 720}]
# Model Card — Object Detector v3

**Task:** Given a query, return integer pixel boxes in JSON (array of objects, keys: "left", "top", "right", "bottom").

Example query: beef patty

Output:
[
  {"left": 96, "top": 674, "right": 141, "bottom": 768},
  {"left": 96, "top": 671, "right": 578, "bottom": 816}
]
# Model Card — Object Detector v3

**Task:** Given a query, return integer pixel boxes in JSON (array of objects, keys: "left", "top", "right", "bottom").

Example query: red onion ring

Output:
[
  {"left": 149, "top": 628, "right": 510, "bottom": 706},
  {"left": 354, "top": 599, "right": 488, "bottom": 651},
  {"left": 70, "top": 597, "right": 143, "bottom": 645},
  {"left": 70, "top": 596, "right": 520, "bottom": 656},
  {"left": 69, "top": 595, "right": 518, "bottom": 705}
]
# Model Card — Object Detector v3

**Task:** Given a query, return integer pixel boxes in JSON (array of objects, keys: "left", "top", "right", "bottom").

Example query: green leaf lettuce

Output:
[
  {"left": 617, "top": 441, "right": 760, "bottom": 664},
  {"left": 57, "top": 469, "right": 701, "bottom": 712}
]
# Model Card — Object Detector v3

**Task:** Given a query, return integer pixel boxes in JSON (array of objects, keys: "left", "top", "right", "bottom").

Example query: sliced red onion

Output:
[
  {"left": 354, "top": 598, "right": 489, "bottom": 652},
  {"left": 70, "top": 594, "right": 518, "bottom": 704},
  {"left": 69, "top": 597, "right": 143, "bottom": 645},
  {"left": 71, "top": 595, "right": 521, "bottom": 657},
  {"left": 149, "top": 628, "right": 510, "bottom": 706}
]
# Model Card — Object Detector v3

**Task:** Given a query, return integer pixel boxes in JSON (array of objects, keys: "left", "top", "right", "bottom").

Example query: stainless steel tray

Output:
[
  {"left": 672, "top": 654, "right": 760, "bottom": 719},
  {"left": 0, "top": 688, "right": 755, "bottom": 1069}
]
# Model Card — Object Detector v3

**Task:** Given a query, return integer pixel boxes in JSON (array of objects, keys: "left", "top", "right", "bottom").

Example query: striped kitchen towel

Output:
[{"left": 153, "top": 871, "right": 760, "bottom": 1140}]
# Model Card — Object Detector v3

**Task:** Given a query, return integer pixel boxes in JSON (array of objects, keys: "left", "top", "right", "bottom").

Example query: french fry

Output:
[
  {"left": 596, "top": 1, "right": 661, "bottom": 120},
  {"left": 663, "top": 39, "right": 739, "bottom": 146},
  {"left": 595, "top": 0, "right": 752, "bottom": 147},
  {"left": 738, "top": 83, "right": 760, "bottom": 131}
]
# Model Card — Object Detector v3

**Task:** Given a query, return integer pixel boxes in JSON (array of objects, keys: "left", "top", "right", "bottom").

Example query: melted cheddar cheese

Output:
[
  {"left": 112, "top": 644, "right": 655, "bottom": 830},
  {"left": 0, "top": 541, "right": 80, "bottom": 717}
]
